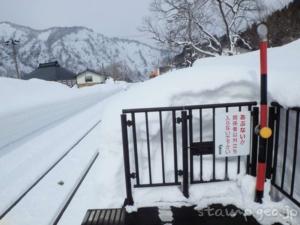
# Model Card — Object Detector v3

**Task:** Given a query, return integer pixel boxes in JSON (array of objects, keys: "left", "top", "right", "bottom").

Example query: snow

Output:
[
  {"left": 259, "top": 0, "right": 294, "bottom": 16},
  {"left": 0, "top": 79, "right": 129, "bottom": 224},
  {"left": 0, "top": 78, "right": 129, "bottom": 151},
  {"left": 0, "top": 22, "right": 163, "bottom": 80},
  {"left": 1, "top": 39, "right": 300, "bottom": 225},
  {"left": 0, "top": 78, "right": 124, "bottom": 116},
  {"left": 56, "top": 39, "right": 300, "bottom": 225},
  {"left": 124, "top": 175, "right": 299, "bottom": 224},
  {"left": 38, "top": 30, "right": 52, "bottom": 42}
]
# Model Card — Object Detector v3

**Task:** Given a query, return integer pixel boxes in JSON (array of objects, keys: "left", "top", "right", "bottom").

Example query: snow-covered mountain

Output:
[
  {"left": 0, "top": 22, "right": 165, "bottom": 81},
  {"left": 1, "top": 38, "right": 300, "bottom": 225}
]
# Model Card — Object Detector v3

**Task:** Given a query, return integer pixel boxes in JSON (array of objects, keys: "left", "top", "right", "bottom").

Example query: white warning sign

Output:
[{"left": 215, "top": 111, "right": 251, "bottom": 158}]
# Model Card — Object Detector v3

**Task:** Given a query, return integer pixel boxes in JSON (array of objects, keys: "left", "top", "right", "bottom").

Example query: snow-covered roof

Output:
[
  {"left": 76, "top": 69, "right": 106, "bottom": 77},
  {"left": 23, "top": 61, "right": 76, "bottom": 81}
]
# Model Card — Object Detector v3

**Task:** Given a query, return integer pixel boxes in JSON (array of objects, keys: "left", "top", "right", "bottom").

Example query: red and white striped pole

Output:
[{"left": 255, "top": 23, "right": 272, "bottom": 203}]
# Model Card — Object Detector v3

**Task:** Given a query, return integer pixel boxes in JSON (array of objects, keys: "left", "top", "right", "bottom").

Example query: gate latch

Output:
[
  {"left": 130, "top": 173, "right": 136, "bottom": 179},
  {"left": 176, "top": 117, "right": 182, "bottom": 124},
  {"left": 177, "top": 170, "right": 183, "bottom": 176},
  {"left": 126, "top": 120, "right": 133, "bottom": 127}
]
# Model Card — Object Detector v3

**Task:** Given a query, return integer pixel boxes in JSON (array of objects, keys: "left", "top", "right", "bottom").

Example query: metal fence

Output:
[
  {"left": 270, "top": 102, "right": 300, "bottom": 208},
  {"left": 121, "top": 100, "right": 300, "bottom": 209},
  {"left": 188, "top": 105, "right": 257, "bottom": 184},
  {"left": 121, "top": 101, "right": 258, "bottom": 205}
]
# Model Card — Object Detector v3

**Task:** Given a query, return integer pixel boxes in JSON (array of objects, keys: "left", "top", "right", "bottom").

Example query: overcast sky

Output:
[{"left": 0, "top": 0, "right": 153, "bottom": 42}]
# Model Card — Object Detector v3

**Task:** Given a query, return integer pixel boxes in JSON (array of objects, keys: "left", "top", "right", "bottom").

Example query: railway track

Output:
[
  {"left": 0, "top": 118, "right": 102, "bottom": 220},
  {"left": 52, "top": 151, "right": 99, "bottom": 225}
]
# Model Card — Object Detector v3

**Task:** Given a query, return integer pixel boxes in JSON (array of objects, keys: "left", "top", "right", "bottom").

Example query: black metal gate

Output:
[
  {"left": 269, "top": 102, "right": 300, "bottom": 208},
  {"left": 121, "top": 101, "right": 258, "bottom": 205}
]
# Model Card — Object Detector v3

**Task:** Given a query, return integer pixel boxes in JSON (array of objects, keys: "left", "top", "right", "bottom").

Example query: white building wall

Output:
[{"left": 76, "top": 71, "right": 106, "bottom": 86}]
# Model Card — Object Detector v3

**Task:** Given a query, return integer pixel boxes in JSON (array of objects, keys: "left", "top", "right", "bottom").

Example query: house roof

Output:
[
  {"left": 77, "top": 68, "right": 105, "bottom": 77},
  {"left": 23, "top": 61, "right": 76, "bottom": 81}
]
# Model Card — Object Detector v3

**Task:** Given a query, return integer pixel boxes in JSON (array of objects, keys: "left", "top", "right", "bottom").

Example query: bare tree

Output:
[
  {"left": 141, "top": 0, "right": 258, "bottom": 64},
  {"left": 104, "top": 61, "right": 140, "bottom": 82},
  {"left": 141, "top": 0, "right": 222, "bottom": 59},
  {"left": 215, "top": 0, "right": 257, "bottom": 54}
]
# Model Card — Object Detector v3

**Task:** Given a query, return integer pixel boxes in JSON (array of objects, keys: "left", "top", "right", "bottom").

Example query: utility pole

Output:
[
  {"left": 255, "top": 23, "right": 272, "bottom": 203},
  {"left": 5, "top": 39, "right": 21, "bottom": 79}
]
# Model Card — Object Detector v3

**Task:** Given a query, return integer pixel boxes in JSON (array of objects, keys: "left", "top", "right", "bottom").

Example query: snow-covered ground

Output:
[
  {"left": 0, "top": 78, "right": 127, "bottom": 152},
  {"left": 1, "top": 39, "right": 300, "bottom": 225},
  {"left": 0, "top": 79, "right": 129, "bottom": 224},
  {"left": 61, "top": 39, "right": 300, "bottom": 225}
]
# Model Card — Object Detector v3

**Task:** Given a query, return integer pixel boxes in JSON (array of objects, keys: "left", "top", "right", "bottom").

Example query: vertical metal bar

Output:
[
  {"left": 159, "top": 111, "right": 166, "bottom": 183},
  {"left": 251, "top": 107, "right": 259, "bottom": 176},
  {"left": 189, "top": 109, "right": 194, "bottom": 183},
  {"left": 182, "top": 111, "right": 189, "bottom": 198},
  {"left": 272, "top": 106, "right": 281, "bottom": 185},
  {"left": 237, "top": 106, "right": 242, "bottom": 174},
  {"left": 212, "top": 108, "right": 216, "bottom": 180},
  {"left": 145, "top": 112, "right": 152, "bottom": 184},
  {"left": 291, "top": 111, "right": 299, "bottom": 196},
  {"left": 199, "top": 109, "right": 203, "bottom": 182},
  {"left": 281, "top": 109, "right": 290, "bottom": 189},
  {"left": 172, "top": 110, "right": 179, "bottom": 183},
  {"left": 266, "top": 107, "right": 275, "bottom": 179},
  {"left": 131, "top": 113, "right": 140, "bottom": 186},
  {"left": 200, "top": 109, "right": 203, "bottom": 141},
  {"left": 121, "top": 114, "right": 133, "bottom": 205},
  {"left": 246, "top": 105, "right": 252, "bottom": 174},
  {"left": 225, "top": 107, "right": 229, "bottom": 180}
]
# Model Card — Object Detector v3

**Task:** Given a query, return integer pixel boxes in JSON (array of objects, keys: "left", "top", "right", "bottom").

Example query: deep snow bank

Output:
[
  {"left": 99, "top": 38, "right": 300, "bottom": 158},
  {"left": 97, "top": 39, "right": 299, "bottom": 223},
  {"left": 0, "top": 78, "right": 128, "bottom": 116},
  {"left": 59, "top": 40, "right": 300, "bottom": 225},
  {"left": 0, "top": 78, "right": 129, "bottom": 150}
]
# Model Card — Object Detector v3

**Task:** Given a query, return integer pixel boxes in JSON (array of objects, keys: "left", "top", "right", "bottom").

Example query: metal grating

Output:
[
  {"left": 82, "top": 206, "right": 282, "bottom": 225},
  {"left": 81, "top": 208, "right": 125, "bottom": 225}
]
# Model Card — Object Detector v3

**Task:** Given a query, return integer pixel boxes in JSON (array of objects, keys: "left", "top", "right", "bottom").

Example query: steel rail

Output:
[
  {"left": 52, "top": 152, "right": 99, "bottom": 225},
  {"left": 0, "top": 119, "right": 101, "bottom": 219}
]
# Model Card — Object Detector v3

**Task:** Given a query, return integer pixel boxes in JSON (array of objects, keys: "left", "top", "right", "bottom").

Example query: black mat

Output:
[
  {"left": 125, "top": 207, "right": 161, "bottom": 225},
  {"left": 171, "top": 204, "right": 282, "bottom": 225},
  {"left": 82, "top": 205, "right": 283, "bottom": 225}
]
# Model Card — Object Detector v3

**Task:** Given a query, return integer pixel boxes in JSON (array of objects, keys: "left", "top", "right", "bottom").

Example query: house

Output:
[
  {"left": 76, "top": 69, "right": 107, "bottom": 88},
  {"left": 23, "top": 61, "right": 76, "bottom": 87},
  {"left": 149, "top": 68, "right": 160, "bottom": 79},
  {"left": 149, "top": 65, "right": 173, "bottom": 79}
]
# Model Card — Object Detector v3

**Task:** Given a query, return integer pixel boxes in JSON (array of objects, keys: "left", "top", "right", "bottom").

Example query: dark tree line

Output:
[
  {"left": 102, "top": 61, "right": 144, "bottom": 82},
  {"left": 142, "top": 0, "right": 300, "bottom": 69},
  {"left": 240, "top": 0, "right": 300, "bottom": 49}
]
